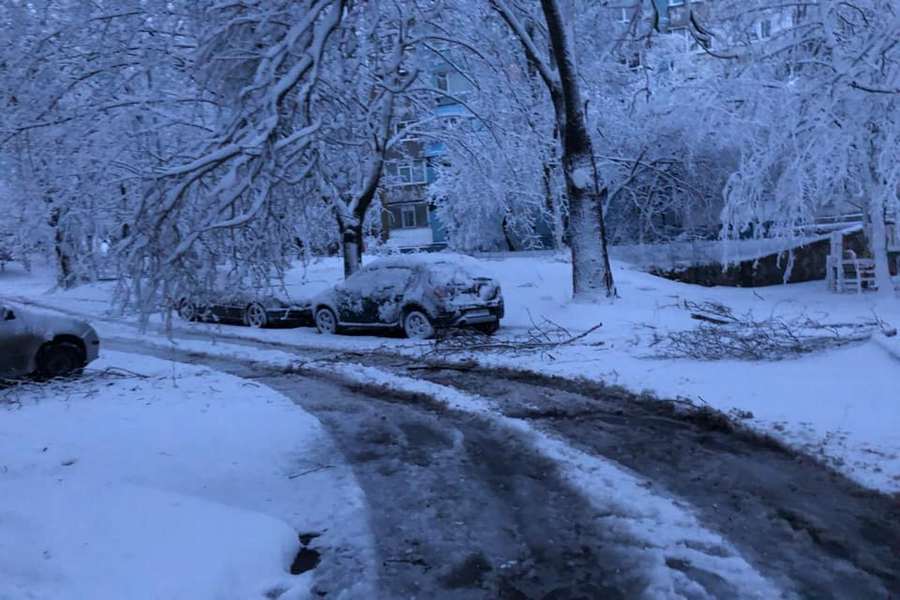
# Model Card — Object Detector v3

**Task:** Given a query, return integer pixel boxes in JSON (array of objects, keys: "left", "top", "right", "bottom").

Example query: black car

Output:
[
  {"left": 311, "top": 254, "right": 504, "bottom": 339},
  {"left": 176, "top": 292, "right": 311, "bottom": 328}
]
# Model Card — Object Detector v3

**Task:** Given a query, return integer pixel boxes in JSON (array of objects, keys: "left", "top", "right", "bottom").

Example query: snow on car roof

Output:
[
  {"left": 366, "top": 253, "right": 489, "bottom": 274},
  {"left": 366, "top": 252, "right": 491, "bottom": 278}
]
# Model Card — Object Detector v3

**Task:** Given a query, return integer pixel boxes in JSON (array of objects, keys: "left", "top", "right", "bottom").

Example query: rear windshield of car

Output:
[
  {"left": 377, "top": 267, "right": 414, "bottom": 289},
  {"left": 427, "top": 262, "right": 483, "bottom": 286}
]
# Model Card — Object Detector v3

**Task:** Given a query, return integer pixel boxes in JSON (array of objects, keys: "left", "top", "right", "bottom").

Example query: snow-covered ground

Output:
[
  {"left": 3, "top": 251, "right": 899, "bottom": 493},
  {"left": 0, "top": 351, "right": 374, "bottom": 600}
]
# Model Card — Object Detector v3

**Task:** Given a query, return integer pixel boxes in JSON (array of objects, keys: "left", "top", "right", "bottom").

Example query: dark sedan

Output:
[
  {"left": 176, "top": 292, "right": 311, "bottom": 328},
  {"left": 311, "top": 254, "right": 503, "bottom": 339}
]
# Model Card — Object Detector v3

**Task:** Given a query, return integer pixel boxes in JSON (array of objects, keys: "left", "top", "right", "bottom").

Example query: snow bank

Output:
[
  {"left": 2, "top": 482, "right": 301, "bottom": 600},
  {"left": 0, "top": 352, "right": 374, "bottom": 600}
]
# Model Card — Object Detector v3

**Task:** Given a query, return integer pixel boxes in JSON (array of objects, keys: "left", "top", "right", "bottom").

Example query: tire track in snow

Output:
[{"left": 316, "top": 361, "right": 784, "bottom": 600}]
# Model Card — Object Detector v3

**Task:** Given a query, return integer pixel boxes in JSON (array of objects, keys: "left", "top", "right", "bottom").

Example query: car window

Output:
[
  {"left": 342, "top": 269, "right": 383, "bottom": 294},
  {"left": 376, "top": 267, "right": 414, "bottom": 291}
]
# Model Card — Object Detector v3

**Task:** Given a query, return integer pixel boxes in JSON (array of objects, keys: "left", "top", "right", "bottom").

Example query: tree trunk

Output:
[
  {"left": 501, "top": 215, "right": 516, "bottom": 251},
  {"left": 49, "top": 206, "right": 73, "bottom": 288},
  {"left": 868, "top": 190, "right": 894, "bottom": 298},
  {"left": 541, "top": 0, "right": 615, "bottom": 298},
  {"left": 563, "top": 161, "right": 615, "bottom": 297},
  {"left": 340, "top": 221, "right": 364, "bottom": 279},
  {"left": 542, "top": 159, "right": 565, "bottom": 250},
  {"left": 866, "top": 131, "right": 895, "bottom": 298}
]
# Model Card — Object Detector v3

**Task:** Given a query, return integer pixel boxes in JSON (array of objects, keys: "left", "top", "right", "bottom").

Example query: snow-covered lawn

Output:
[
  {"left": 3, "top": 251, "right": 899, "bottom": 493},
  {"left": 0, "top": 351, "right": 374, "bottom": 600}
]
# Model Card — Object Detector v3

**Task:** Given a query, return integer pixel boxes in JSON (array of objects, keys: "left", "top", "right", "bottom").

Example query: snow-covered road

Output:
[{"left": 92, "top": 335, "right": 900, "bottom": 599}]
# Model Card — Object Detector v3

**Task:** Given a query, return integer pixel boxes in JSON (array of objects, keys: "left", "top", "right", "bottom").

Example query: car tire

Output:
[
  {"left": 177, "top": 299, "right": 197, "bottom": 322},
  {"left": 244, "top": 302, "right": 269, "bottom": 328},
  {"left": 315, "top": 307, "right": 339, "bottom": 335},
  {"left": 474, "top": 322, "right": 500, "bottom": 336},
  {"left": 36, "top": 342, "right": 85, "bottom": 379},
  {"left": 403, "top": 309, "right": 435, "bottom": 340}
]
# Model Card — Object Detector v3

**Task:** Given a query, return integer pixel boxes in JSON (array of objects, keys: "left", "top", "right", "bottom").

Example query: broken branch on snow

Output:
[
  {"left": 427, "top": 319, "right": 603, "bottom": 360},
  {"left": 649, "top": 300, "right": 879, "bottom": 361}
]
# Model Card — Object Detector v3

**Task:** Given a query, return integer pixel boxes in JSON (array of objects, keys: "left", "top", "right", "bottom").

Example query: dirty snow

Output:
[{"left": 315, "top": 361, "right": 783, "bottom": 599}]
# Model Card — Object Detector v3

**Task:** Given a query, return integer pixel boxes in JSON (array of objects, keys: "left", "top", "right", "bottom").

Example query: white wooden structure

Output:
[
  {"left": 826, "top": 237, "right": 876, "bottom": 293},
  {"left": 826, "top": 222, "right": 900, "bottom": 293}
]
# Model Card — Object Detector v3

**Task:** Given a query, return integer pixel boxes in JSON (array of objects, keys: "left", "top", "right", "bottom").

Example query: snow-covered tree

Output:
[
  {"left": 490, "top": 0, "right": 617, "bottom": 298},
  {"left": 719, "top": 0, "right": 899, "bottom": 294},
  {"left": 312, "top": 2, "right": 423, "bottom": 277},
  {"left": 0, "top": 1, "right": 208, "bottom": 287},
  {"left": 111, "top": 0, "right": 345, "bottom": 317},
  {"left": 425, "top": 11, "right": 564, "bottom": 252}
]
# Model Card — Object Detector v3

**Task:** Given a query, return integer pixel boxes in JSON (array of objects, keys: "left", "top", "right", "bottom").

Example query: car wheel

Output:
[
  {"left": 244, "top": 303, "right": 269, "bottom": 328},
  {"left": 315, "top": 307, "right": 339, "bottom": 335},
  {"left": 177, "top": 299, "right": 197, "bottom": 322},
  {"left": 36, "top": 342, "right": 85, "bottom": 379},
  {"left": 403, "top": 309, "right": 435, "bottom": 340},
  {"left": 474, "top": 322, "right": 500, "bottom": 335}
]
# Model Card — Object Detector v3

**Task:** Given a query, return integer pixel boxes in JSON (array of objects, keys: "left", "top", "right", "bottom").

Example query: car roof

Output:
[{"left": 365, "top": 253, "right": 486, "bottom": 271}]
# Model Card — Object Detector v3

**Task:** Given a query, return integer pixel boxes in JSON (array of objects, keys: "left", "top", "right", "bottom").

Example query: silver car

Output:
[
  {"left": 311, "top": 255, "right": 504, "bottom": 339},
  {"left": 0, "top": 304, "right": 100, "bottom": 378}
]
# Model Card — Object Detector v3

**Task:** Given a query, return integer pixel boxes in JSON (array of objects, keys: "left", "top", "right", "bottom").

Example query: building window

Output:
[
  {"left": 394, "top": 120, "right": 415, "bottom": 138},
  {"left": 398, "top": 160, "right": 426, "bottom": 184},
  {"left": 435, "top": 72, "right": 449, "bottom": 92},
  {"left": 386, "top": 160, "right": 427, "bottom": 185},
  {"left": 401, "top": 206, "right": 416, "bottom": 228},
  {"left": 387, "top": 203, "right": 428, "bottom": 229},
  {"left": 751, "top": 19, "right": 772, "bottom": 41}
]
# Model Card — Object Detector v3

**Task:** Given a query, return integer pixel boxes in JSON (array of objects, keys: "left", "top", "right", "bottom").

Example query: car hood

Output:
[{"left": 14, "top": 306, "right": 96, "bottom": 338}]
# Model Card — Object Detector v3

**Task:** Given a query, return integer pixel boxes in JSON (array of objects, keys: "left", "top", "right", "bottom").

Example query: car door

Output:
[
  {"left": 336, "top": 268, "right": 384, "bottom": 324},
  {"left": 220, "top": 294, "right": 247, "bottom": 323},
  {"left": 370, "top": 267, "right": 414, "bottom": 324},
  {"left": 0, "top": 305, "right": 33, "bottom": 376}
]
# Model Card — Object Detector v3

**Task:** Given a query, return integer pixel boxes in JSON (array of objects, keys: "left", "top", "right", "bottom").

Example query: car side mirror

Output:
[{"left": 2, "top": 308, "right": 14, "bottom": 321}]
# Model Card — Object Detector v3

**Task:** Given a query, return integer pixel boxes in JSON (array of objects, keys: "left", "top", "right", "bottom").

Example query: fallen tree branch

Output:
[
  {"left": 427, "top": 320, "right": 603, "bottom": 359},
  {"left": 652, "top": 301, "right": 878, "bottom": 361}
]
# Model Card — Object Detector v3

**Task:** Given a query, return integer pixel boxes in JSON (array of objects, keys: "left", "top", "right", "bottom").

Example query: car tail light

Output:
[
  {"left": 434, "top": 286, "right": 451, "bottom": 299},
  {"left": 478, "top": 283, "right": 499, "bottom": 300}
]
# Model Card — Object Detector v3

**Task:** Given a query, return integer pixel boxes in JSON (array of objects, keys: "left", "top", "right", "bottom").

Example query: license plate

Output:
[{"left": 466, "top": 309, "right": 490, "bottom": 318}]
